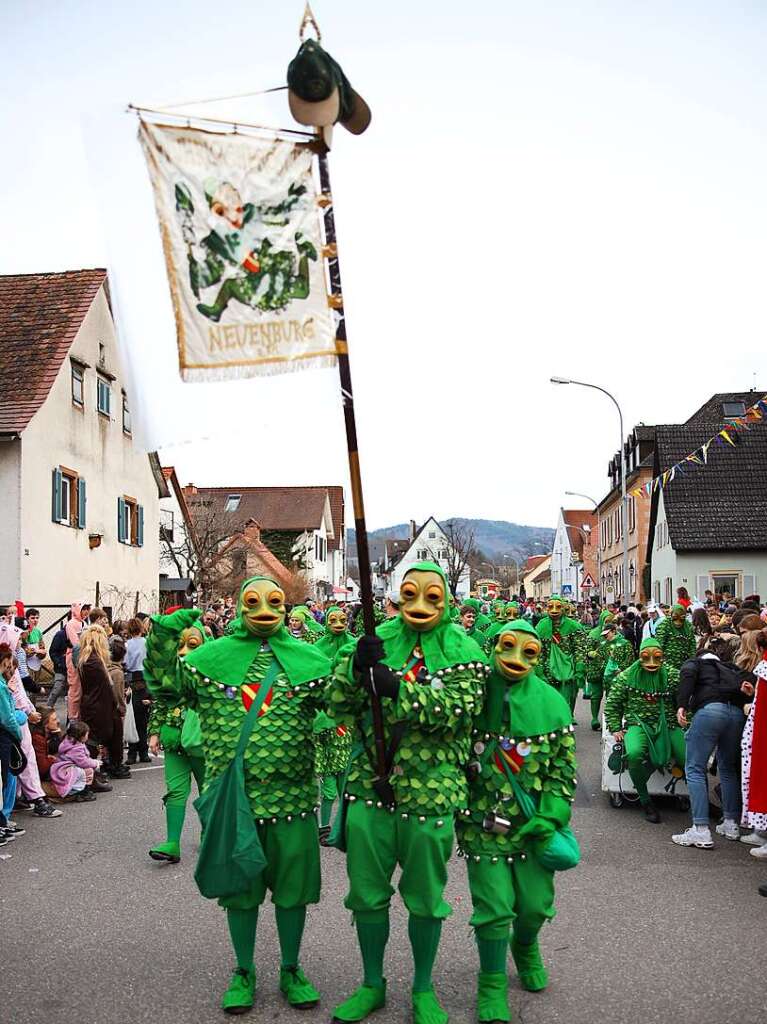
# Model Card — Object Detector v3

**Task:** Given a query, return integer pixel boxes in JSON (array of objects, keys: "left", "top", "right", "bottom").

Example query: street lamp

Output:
[
  {"left": 552, "top": 377, "right": 628, "bottom": 605},
  {"left": 565, "top": 490, "right": 601, "bottom": 603}
]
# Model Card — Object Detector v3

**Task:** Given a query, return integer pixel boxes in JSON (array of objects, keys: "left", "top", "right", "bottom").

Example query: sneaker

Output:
[
  {"left": 106, "top": 764, "right": 131, "bottom": 779},
  {"left": 4, "top": 822, "right": 25, "bottom": 837},
  {"left": 14, "top": 796, "right": 32, "bottom": 812},
  {"left": 740, "top": 831, "right": 767, "bottom": 846},
  {"left": 89, "top": 778, "right": 113, "bottom": 793},
  {"left": 715, "top": 820, "right": 740, "bottom": 841},
  {"left": 139, "top": 755, "right": 151, "bottom": 763},
  {"left": 0, "top": 829, "right": 16, "bottom": 842},
  {"left": 33, "top": 799, "right": 63, "bottom": 818},
  {"left": 0, "top": 834, "right": 8, "bottom": 847},
  {"left": 672, "top": 826, "right": 713, "bottom": 848},
  {"left": 73, "top": 788, "right": 97, "bottom": 802},
  {"left": 643, "top": 801, "right": 661, "bottom": 824},
  {"left": 749, "top": 843, "right": 767, "bottom": 860}
]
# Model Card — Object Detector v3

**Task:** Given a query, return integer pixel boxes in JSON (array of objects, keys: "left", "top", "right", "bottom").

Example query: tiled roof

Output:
[
  {"left": 524, "top": 555, "right": 547, "bottom": 572},
  {"left": 562, "top": 509, "right": 597, "bottom": 558},
  {"left": 685, "top": 391, "right": 764, "bottom": 426},
  {"left": 184, "top": 485, "right": 337, "bottom": 534},
  {"left": 0, "top": 269, "right": 107, "bottom": 433},
  {"left": 652, "top": 420, "right": 767, "bottom": 551}
]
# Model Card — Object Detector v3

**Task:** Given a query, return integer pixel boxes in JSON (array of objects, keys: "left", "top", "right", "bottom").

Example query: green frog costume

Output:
[
  {"left": 148, "top": 577, "right": 332, "bottom": 1014},
  {"left": 456, "top": 620, "right": 577, "bottom": 1023},
  {"left": 314, "top": 606, "right": 355, "bottom": 839},
  {"left": 536, "top": 596, "right": 587, "bottom": 714},
  {"left": 328, "top": 562, "right": 487, "bottom": 1024},
  {"left": 604, "top": 637, "right": 684, "bottom": 823},
  {"left": 654, "top": 604, "right": 697, "bottom": 669},
  {"left": 146, "top": 608, "right": 208, "bottom": 864},
  {"left": 586, "top": 622, "right": 634, "bottom": 731}
]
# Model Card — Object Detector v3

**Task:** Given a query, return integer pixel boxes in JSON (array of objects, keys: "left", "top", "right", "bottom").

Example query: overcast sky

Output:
[{"left": 2, "top": 1, "right": 764, "bottom": 530}]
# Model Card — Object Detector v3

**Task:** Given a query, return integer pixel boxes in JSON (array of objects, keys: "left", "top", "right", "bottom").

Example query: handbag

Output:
[
  {"left": 501, "top": 757, "right": 580, "bottom": 872},
  {"left": 9, "top": 736, "right": 27, "bottom": 777},
  {"left": 123, "top": 698, "right": 139, "bottom": 745},
  {"left": 192, "top": 659, "right": 279, "bottom": 900}
]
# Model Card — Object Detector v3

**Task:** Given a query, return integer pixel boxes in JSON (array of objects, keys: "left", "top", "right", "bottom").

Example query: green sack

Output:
[
  {"left": 536, "top": 825, "right": 581, "bottom": 872},
  {"left": 180, "top": 708, "right": 204, "bottom": 757},
  {"left": 192, "top": 660, "right": 278, "bottom": 900},
  {"left": 547, "top": 641, "right": 574, "bottom": 683},
  {"left": 327, "top": 739, "right": 365, "bottom": 853}
]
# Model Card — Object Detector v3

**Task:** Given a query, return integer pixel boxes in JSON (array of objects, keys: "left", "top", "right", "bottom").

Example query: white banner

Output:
[{"left": 139, "top": 121, "right": 336, "bottom": 381}]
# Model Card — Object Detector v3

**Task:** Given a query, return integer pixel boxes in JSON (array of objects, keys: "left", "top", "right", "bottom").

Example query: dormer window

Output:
[
  {"left": 224, "top": 494, "right": 241, "bottom": 512},
  {"left": 722, "top": 401, "right": 746, "bottom": 417}
]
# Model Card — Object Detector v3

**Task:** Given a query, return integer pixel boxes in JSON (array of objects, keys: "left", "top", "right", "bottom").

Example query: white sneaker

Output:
[
  {"left": 715, "top": 820, "right": 740, "bottom": 841},
  {"left": 749, "top": 843, "right": 767, "bottom": 860},
  {"left": 672, "top": 826, "right": 714, "bottom": 849},
  {"left": 740, "top": 831, "right": 767, "bottom": 846}
]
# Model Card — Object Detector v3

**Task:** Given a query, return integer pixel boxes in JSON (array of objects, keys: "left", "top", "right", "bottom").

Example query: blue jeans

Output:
[{"left": 685, "top": 703, "right": 744, "bottom": 826}]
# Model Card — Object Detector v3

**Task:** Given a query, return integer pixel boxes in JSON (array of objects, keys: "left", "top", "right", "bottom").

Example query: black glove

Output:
[
  {"left": 362, "top": 663, "right": 400, "bottom": 700},
  {"left": 354, "top": 634, "right": 385, "bottom": 673}
]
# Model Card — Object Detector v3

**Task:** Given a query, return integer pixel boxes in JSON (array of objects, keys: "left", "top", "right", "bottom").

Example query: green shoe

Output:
[
  {"left": 510, "top": 938, "right": 548, "bottom": 992},
  {"left": 476, "top": 971, "right": 510, "bottom": 1023},
  {"left": 197, "top": 303, "right": 223, "bottom": 322},
  {"left": 148, "top": 841, "right": 181, "bottom": 864},
  {"left": 279, "top": 966, "right": 320, "bottom": 1009},
  {"left": 221, "top": 967, "right": 256, "bottom": 1015},
  {"left": 332, "top": 982, "right": 386, "bottom": 1022},
  {"left": 412, "top": 987, "right": 448, "bottom": 1024}
]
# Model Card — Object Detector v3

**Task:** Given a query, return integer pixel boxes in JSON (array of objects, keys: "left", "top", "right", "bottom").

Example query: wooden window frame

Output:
[
  {"left": 53, "top": 465, "right": 85, "bottom": 529},
  {"left": 122, "top": 391, "right": 132, "bottom": 435},
  {"left": 119, "top": 495, "right": 144, "bottom": 547},
  {"left": 71, "top": 364, "right": 85, "bottom": 409},
  {"left": 97, "top": 375, "right": 112, "bottom": 418}
]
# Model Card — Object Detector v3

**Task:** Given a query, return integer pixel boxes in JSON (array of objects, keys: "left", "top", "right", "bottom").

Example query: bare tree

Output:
[{"left": 441, "top": 519, "right": 478, "bottom": 597}]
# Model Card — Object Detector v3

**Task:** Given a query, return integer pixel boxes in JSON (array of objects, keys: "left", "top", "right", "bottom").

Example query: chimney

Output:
[
  {"left": 409, "top": 519, "right": 417, "bottom": 543},
  {"left": 186, "top": 483, "right": 197, "bottom": 495}
]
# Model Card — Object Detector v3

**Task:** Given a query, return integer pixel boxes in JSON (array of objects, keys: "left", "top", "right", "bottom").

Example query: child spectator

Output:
[
  {"left": 49, "top": 721, "right": 100, "bottom": 802},
  {"left": 46, "top": 622, "right": 69, "bottom": 708},
  {"left": 30, "top": 707, "right": 63, "bottom": 781},
  {"left": 106, "top": 637, "right": 130, "bottom": 779}
]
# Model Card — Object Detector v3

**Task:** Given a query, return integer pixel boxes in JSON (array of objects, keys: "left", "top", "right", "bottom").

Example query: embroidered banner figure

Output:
[{"left": 139, "top": 121, "right": 336, "bottom": 381}]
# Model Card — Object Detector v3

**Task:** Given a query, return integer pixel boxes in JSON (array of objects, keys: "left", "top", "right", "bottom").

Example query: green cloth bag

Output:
[
  {"left": 180, "top": 708, "right": 204, "bottom": 758},
  {"left": 192, "top": 659, "right": 279, "bottom": 900},
  {"left": 504, "top": 761, "right": 580, "bottom": 873},
  {"left": 547, "top": 642, "right": 574, "bottom": 683},
  {"left": 327, "top": 738, "right": 365, "bottom": 853}
]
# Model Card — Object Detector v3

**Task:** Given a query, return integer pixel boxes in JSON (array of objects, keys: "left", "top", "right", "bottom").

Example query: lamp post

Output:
[
  {"left": 565, "top": 490, "right": 601, "bottom": 604},
  {"left": 552, "top": 377, "right": 628, "bottom": 605}
]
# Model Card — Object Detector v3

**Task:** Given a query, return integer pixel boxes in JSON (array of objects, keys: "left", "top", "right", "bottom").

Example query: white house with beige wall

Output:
[{"left": 0, "top": 269, "right": 165, "bottom": 625}]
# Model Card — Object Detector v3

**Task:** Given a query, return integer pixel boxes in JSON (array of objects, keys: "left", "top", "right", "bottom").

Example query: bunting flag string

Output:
[{"left": 628, "top": 393, "right": 767, "bottom": 499}]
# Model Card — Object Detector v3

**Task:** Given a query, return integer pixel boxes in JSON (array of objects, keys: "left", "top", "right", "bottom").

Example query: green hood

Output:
[
  {"left": 619, "top": 636, "right": 670, "bottom": 694},
  {"left": 589, "top": 609, "right": 613, "bottom": 641},
  {"left": 290, "top": 605, "right": 325, "bottom": 635},
  {"left": 186, "top": 576, "right": 331, "bottom": 687},
  {"left": 376, "top": 561, "right": 486, "bottom": 672},
  {"left": 315, "top": 605, "right": 354, "bottom": 659}
]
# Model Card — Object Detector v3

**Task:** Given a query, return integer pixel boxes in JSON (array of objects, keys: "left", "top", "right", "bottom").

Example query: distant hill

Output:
[{"left": 348, "top": 518, "right": 554, "bottom": 566}]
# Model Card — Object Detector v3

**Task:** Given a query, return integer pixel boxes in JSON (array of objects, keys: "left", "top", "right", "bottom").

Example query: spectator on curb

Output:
[
  {"left": 46, "top": 622, "right": 69, "bottom": 708},
  {"left": 24, "top": 608, "right": 46, "bottom": 685},
  {"left": 65, "top": 604, "right": 85, "bottom": 721},
  {"left": 106, "top": 637, "right": 130, "bottom": 779},
  {"left": 78, "top": 626, "right": 123, "bottom": 783},
  {"left": 49, "top": 721, "right": 101, "bottom": 802},
  {"left": 30, "top": 707, "right": 63, "bottom": 781},
  {"left": 125, "top": 618, "right": 151, "bottom": 763}
]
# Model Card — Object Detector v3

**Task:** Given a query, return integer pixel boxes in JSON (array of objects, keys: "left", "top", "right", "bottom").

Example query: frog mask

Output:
[
  {"left": 399, "top": 570, "right": 446, "bottom": 632},
  {"left": 326, "top": 609, "right": 348, "bottom": 635},
  {"left": 240, "top": 579, "right": 286, "bottom": 637},
  {"left": 494, "top": 625, "right": 542, "bottom": 682},
  {"left": 547, "top": 596, "right": 564, "bottom": 623},
  {"left": 639, "top": 643, "right": 663, "bottom": 672},
  {"left": 506, "top": 603, "right": 519, "bottom": 621},
  {"left": 177, "top": 625, "right": 205, "bottom": 658},
  {"left": 671, "top": 604, "right": 687, "bottom": 628}
]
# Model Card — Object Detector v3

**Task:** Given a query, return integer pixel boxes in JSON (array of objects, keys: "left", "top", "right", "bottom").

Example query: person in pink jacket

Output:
[
  {"left": 66, "top": 604, "right": 85, "bottom": 721},
  {"left": 49, "top": 721, "right": 101, "bottom": 802}
]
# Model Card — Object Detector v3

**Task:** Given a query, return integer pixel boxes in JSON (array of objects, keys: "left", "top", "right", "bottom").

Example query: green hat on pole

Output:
[{"left": 287, "top": 35, "right": 371, "bottom": 135}]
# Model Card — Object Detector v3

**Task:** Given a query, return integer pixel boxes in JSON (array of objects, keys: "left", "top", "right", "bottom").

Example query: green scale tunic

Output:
[
  {"left": 181, "top": 645, "right": 328, "bottom": 820},
  {"left": 313, "top": 711, "right": 353, "bottom": 776},
  {"left": 539, "top": 623, "right": 588, "bottom": 688},
  {"left": 600, "top": 636, "right": 636, "bottom": 686},
  {"left": 654, "top": 619, "right": 697, "bottom": 669},
  {"left": 603, "top": 665, "right": 680, "bottom": 733},
  {"left": 328, "top": 653, "right": 487, "bottom": 816},
  {"left": 456, "top": 723, "right": 577, "bottom": 860}
]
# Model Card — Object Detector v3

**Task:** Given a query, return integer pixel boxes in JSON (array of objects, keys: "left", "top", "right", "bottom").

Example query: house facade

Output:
[
  {"left": 648, "top": 392, "right": 767, "bottom": 605},
  {"left": 597, "top": 425, "right": 656, "bottom": 604},
  {"left": 388, "top": 517, "right": 472, "bottom": 600},
  {"left": 0, "top": 270, "right": 163, "bottom": 625},
  {"left": 550, "top": 509, "right": 598, "bottom": 603},
  {"left": 183, "top": 484, "right": 346, "bottom": 601}
]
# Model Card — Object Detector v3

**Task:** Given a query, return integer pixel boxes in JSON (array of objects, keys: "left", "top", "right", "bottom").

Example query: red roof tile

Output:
[
  {"left": 184, "top": 485, "right": 341, "bottom": 535},
  {"left": 0, "top": 269, "right": 107, "bottom": 433}
]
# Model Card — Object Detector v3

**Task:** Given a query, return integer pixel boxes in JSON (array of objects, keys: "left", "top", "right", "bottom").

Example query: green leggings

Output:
[
  {"left": 466, "top": 854, "right": 555, "bottom": 943},
  {"left": 162, "top": 748, "right": 205, "bottom": 844},
  {"left": 623, "top": 724, "right": 686, "bottom": 804}
]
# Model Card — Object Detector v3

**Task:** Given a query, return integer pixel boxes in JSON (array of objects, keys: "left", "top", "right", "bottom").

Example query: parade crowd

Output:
[{"left": 1, "top": 579, "right": 766, "bottom": 1023}]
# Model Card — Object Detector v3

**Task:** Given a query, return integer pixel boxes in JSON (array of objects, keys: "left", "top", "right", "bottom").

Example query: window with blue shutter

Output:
[
  {"left": 137, "top": 505, "right": 144, "bottom": 547},
  {"left": 52, "top": 468, "right": 62, "bottom": 523},
  {"left": 77, "top": 478, "right": 87, "bottom": 530},
  {"left": 118, "top": 496, "right": 127, "bottom": 543},
  {"left": 97, "top": 376, "right": 111, "bottom": 416}
]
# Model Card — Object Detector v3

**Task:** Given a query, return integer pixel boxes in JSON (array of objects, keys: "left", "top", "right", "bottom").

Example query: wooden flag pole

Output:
[{"left": 315, "top": 141, "right": 390, "bottom": 796}]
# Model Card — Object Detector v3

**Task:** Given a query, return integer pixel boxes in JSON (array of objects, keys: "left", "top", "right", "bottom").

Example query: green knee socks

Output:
[
  {"left": 227, "top": 908, "right": 258, "bottom": 971},
  {"left": 408, "top": 915, "right": 442, "bottom": 994},
  {"left": 356, "top": 911, "right": 390, "bottom": 987},
  {"left": 590, "top": 697, "right": 602, "bottom": 726},
  {"left": 476, "top": 936, "right": 508, "bottom": 974},
  {"left": 276, "top": 906, "right": 307, "bottom": 969},
  {"left": 165, "top": 801, "right": 187, "bottom": 846}
]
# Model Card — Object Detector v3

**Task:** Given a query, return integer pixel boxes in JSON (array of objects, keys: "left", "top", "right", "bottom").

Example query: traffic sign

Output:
[
  {"left": 561, "top": 584, "right": 573, "bottom": 596},
  {"left": 581, "top": 573, "right": 596, "bottom": 588}
]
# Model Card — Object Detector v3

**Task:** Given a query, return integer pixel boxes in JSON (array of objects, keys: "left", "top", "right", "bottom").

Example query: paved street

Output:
[{"left": 2, "top": 714, "right": 765, "bottom": 1024}]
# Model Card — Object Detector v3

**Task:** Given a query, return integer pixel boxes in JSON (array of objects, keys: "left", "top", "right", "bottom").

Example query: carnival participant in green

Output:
[
  {"left": 148, "top": 577, "right": 332, "bottom": 1014},
  {"left": 604, "top": 638, "right": 685, "bottom": 824},
  {"left": 464, "top": 598, "right": 491, "bottom": 633},
  {"left": 353, "top": 602, "right": 386, "bottom": 636},
  {"left": 505, "top": 601, "right": 520, "bottom": 621},
  {"left": 329, "top": 561, "right": 486, "bottom": 1024},
  {"left": 145, "top": 608, "right": 208, "bottom": 864},
  {"left": 459, "top": 604, "right": 487, "bottom": 646},
  {"left": 315, "top": 606, "right": 353, "bottom": 660},
  {"left": 654, "top": 604, "right": 697, "bottom": 669},
  {"left": 583, "top": 610, "right": 615, "bottom": 718},
  {"left": 457, "top": 620, "right": 577, "bottom": 1023},
  {"left": 586, "top": 621, "right": 633, "bottom": 731},
  {"left": 536, "top": 596, "right": 587, "bottom": 714},
  {"left": 288, "top": 606, "right": 323, "bottom": 642}
]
